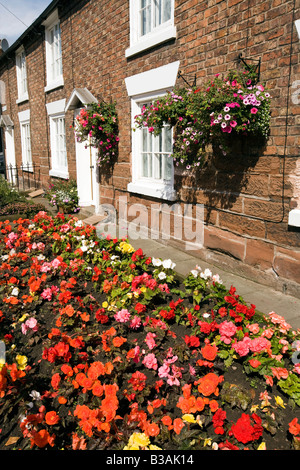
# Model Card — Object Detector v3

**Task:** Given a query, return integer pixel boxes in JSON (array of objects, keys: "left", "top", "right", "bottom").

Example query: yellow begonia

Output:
[
  {"left": 275, "top": 396, "right": 286, "bottom": 409},
  {"left": 119, "top": 241, "right": 134, "bottom": 254},
  {"left": 124, "top": 432, "right": 150, "bottom": 450},
  {"left": 257, "top": 442, "right": 267, "bottom": 450},
  {"left": 19, "top": 314, "right": 29, "bottom": 323},
  {"left": 182, "top": 414, "right": 197, "bottom": 423},
  {"left": 16, "top": 354, "right": 28, "bottom": 370}
]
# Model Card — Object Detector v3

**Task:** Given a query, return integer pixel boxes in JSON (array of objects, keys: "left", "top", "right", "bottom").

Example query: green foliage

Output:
[{"left": 0, "top": 177, "right": 27, "bottom": 208}]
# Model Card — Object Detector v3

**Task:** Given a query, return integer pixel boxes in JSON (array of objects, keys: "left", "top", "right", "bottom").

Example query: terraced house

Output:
[{"left": 0, "top": 0, "right": 299, "bottom": 296}]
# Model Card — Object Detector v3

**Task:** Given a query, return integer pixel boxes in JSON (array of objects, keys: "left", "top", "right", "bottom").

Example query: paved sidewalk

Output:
[{"left": 127, "top": 237, "right": 300, "bottom": 331}]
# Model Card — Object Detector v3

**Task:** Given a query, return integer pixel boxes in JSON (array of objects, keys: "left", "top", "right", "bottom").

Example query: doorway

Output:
[{"left": 74, "top": 108, "right": 99, "bottom": 212}]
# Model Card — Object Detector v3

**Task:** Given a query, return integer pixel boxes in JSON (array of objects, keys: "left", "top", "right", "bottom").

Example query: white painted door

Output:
[
  {"left": 74, "top": 108, "right": 98, "bottom": 210},
  {"left": 4, "top": 128, "right": 16, "bottom": 184}
]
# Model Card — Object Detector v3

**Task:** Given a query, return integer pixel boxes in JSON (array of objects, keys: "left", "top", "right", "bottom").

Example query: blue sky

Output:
[{"left": 0, "top": 0, "right": 50, "bottom": 47}]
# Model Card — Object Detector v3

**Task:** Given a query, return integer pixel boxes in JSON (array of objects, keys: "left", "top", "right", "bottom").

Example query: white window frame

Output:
[
  {"left": 46, "top": 99, "right": 68, "bottom": 179},
  {"left": 43, "top": 9, "right": 64, "bottom": 92},
  {"left": 125, "top": 61, "right": 180, "bottom": 201},
  {"left": 18, "top": 109, "right": 32, "bottom": 169},
  {"left": 16, "top": 47, "right": 29, "bottom": 103},
  {"left": 126, "top": 0, "right": 176, "bottom": 58}
]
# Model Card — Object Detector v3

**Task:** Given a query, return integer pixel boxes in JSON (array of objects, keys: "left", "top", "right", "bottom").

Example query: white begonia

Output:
[
  {"left": 212, "top": 274, "right": 223, "bottom": 284},
  {"left": 162, "top": 259, "right": 176, "bottom": 270},
  {"left": 11, "top": 287, "right": 19, "bottom": 297},
  {"left": 200, "top": 268, "right": 212, "bottom": 279},
  {"left": 190, "top": 269, "right": 199, "bottom": 278},
  {"left": 158, "top": 272, "right": 167, "bottom": 280},
  {"left": 75, "top": 220, "right": 84, "bottom": 227},
  {"left": 29, "top": 390, "right": 41, "bottom": 400},
  {"left": 152, "top": 258, "right": 162, "bottom": 267}
]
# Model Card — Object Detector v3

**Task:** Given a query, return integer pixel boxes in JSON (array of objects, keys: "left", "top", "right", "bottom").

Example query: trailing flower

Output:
[
  {"left": 134, "top": 69, "right": 271, "bottom": 170},
  {"left": 74, "top": 101, "right": 119, "bottom": 165}
]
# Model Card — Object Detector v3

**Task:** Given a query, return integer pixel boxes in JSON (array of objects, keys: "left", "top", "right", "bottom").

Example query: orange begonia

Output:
[
  {"left": 45, "top": 411, "right": 60, "bottom": 425},
  {"left": 145, "top": 421, "right": 160, "bottom": 437},
  {"left": 31, "top": 429, "right": 55, "bottom": 448},
  {"left": 289, "top": 418, "right": 300, "bottom": 436},
  {"left": 196, "top": 373, "right": 224, "bottom": 397},
  {"left": 173, "top": 418, "right": 185, "bottom": 435}
]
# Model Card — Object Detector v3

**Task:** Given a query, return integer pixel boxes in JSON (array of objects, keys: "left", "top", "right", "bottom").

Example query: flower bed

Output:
[{"left": 0, "top": 212, "right": 299, "bottom": 451}]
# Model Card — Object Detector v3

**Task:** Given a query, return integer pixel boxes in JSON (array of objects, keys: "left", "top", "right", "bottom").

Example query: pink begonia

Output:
[
  {"left": 131, "top": 346, "right": 141, "bottom": 364},
  {"left": 268, "top": 311, "right": 291, "bottom": 333},
  {"left": 167, "top": 365, "right": 182, "bottom": 386},
  {"left": 145, "top": 332, "right": 157, "bottom": 350},
  {"left": 40, "top": 262, "right": 51, "bottom": 273},
  {"left": 114, "top": 309, "right": 131, "bottom": 323},
  {"left": 158, "top": 363, "right": 170, "bottom": 378},
  {"left": 142, "top": 353, "right": 158, "bottom": 370},
  {"left": 59, "top": 224, "right": 71, "bottom": 233},
  {"left": 22, "top": 318, "right": 38, "bottom": 335},
  {"left": 262, "top": 327, "right": 274, "bottom": 339},
  {"left": 247, "top": 323, "right": 260, "bottom": 335},
  {"left": 158, "top": 283, "right": 170, "bottom": 293},
  {"left": 219, "top": 321, "right": 237, "bottom": 344},
  {"left": 129, "top": 316, "right": 142, "bottom": 330},
  {"left": 41, "top": 288, "right": 53, "bottom": 301},
  {"left": 294, "top": 364, "right": 300, "bottom": 375},
  {"left": 232, "top": 337, "right": 252, "bottom": 357},
  {"left": 250, "top": 337, "right": 271, "bottom": 353},
  {"left": 51, "top": 258, "right": 62, "bottom": 269}
]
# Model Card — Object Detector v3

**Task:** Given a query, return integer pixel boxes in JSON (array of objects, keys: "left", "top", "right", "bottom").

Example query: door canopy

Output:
[{"left": 65, "top": 88, "right": 98, "bottom": 112}]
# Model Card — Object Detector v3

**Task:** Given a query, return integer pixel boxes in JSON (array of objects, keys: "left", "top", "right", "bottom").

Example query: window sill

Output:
[
  {"left": 125, "top": 25, "right": 176, "bottom": 58},
  {"left": 16, "top": 93, "right": 29, "bottom": 104},
  {"left": 49, "top": 169, "right": 69, "bottom": 179},
  {"left": 127, "top": 181, "right": 177, "bottom": 201},
  {"left": 21, "top": 166, "right": 33, "bottom": 173},
  {"left": 44, "top": 77, "right": 64, "bottom": 93}
]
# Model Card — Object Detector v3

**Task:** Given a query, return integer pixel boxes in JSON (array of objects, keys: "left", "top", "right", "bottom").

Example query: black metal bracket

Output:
[
  {"left": 177, "top": 71, "right": 197, "bottom": 88},
  {"left": 237, "top": 53, "right": 261, "bottom": 83}
]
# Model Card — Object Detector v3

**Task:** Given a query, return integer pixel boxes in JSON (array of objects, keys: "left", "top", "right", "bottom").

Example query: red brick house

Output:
[{"left": 0, "top": 0, "right": 299, "bottom": 296}]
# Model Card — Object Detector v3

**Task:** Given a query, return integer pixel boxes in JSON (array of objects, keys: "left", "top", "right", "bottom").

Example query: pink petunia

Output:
[{"left": 250, "top": 107, "right": 258, "bottom": 114}]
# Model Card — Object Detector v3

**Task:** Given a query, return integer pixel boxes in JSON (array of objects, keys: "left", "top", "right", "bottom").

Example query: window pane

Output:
[
  {"left": 138, "top": 101, "right": 172, "bottom": 183},
  {"left": 140, "top": 0, "right": 151, "bottom": 35},
  {"left": 52, "top": 117, "right": 67, "bottom": 170},
  {"left": 154, "top": 0, "right": 171, "bottom": 27},
  {"left": 163, "top": 0, "right": 171, "bottom": 22},
  {"left": 49, "top": 23, "right": 62, "bottom": 81}
]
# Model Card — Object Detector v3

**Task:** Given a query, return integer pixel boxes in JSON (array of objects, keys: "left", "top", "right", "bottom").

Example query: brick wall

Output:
[{"left": 0, "top": 0, "right": 299, "bottom": 294}]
